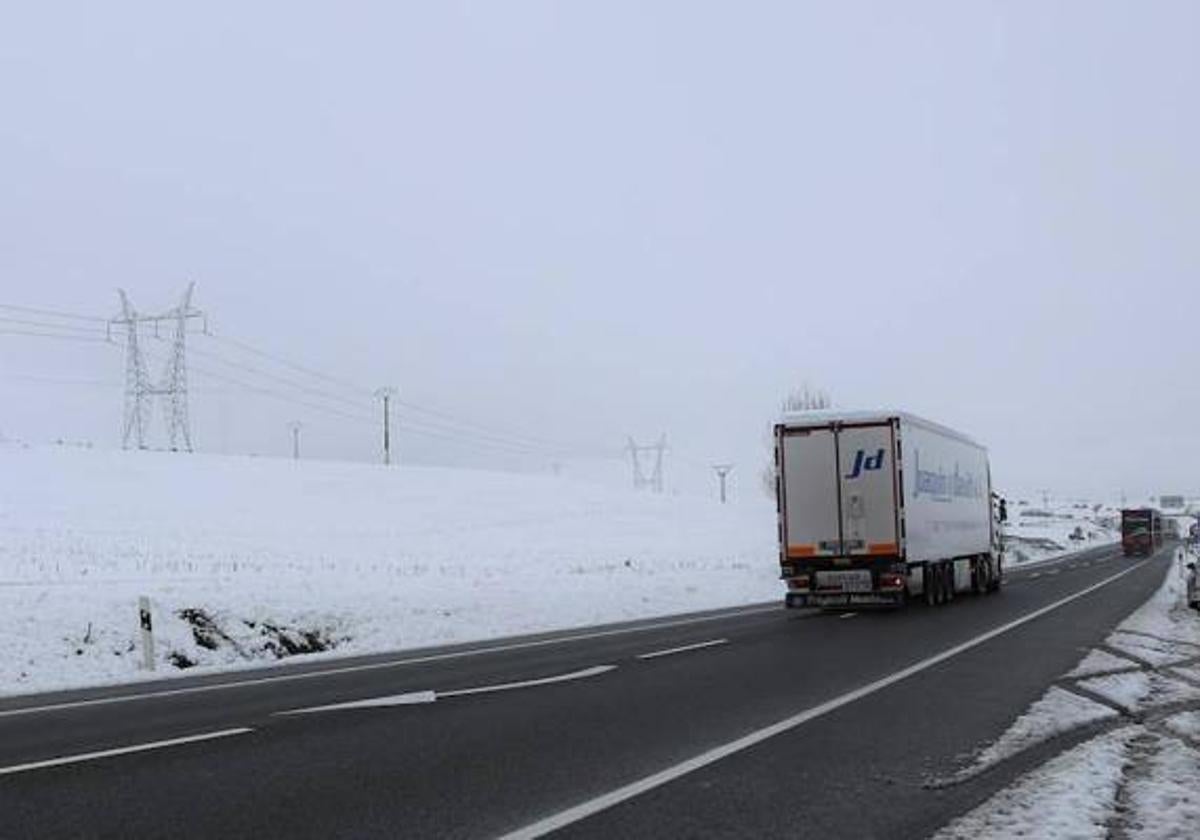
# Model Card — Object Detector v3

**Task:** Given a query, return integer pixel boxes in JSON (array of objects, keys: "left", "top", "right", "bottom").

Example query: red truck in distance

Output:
[{"left": 1120, "top": 508, "right": 1162, "bottom": 557}]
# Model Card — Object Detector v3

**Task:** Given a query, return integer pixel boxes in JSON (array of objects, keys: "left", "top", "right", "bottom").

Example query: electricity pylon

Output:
[
  {"left": 626, "top": 435, "right": 667, "bottom": 493},
  {"left": 109, "top": 283, "right": 205, "bottom": 451}
]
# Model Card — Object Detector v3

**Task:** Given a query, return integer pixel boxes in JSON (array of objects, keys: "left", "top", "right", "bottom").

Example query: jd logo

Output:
[{"left": 845, "top": 448, "right": 885, "bottom": 479}]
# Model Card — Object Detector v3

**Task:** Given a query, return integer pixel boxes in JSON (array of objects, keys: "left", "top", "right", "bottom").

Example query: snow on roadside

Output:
[
  {"left": 932, "top": 546, "right": 1200, "bottom": 839},
  {"left": 1066, "top": 647, "right": 1143, "bottom": 678},
  {"left": 943, "top": 686, "right": 1117, "bottom": 783},
  {"left": 1125, "top": 735, "right": 1200, "bottom": 840},
  {"left": 931, "top": 727, "right": 1137, "bottom": 840},
  {"left": 1172, "top": 665, "right": 1200, "bottom": 684},
  {"left": 0, "top": 445, "right": 780, "bottom": 696},
  {"left": 1112, "top": 548, "right": 1200, "bottom": 648},
  {"left": 1106, "top": 631, "right": 1200, "bottom": 667},
  {"left": 1163, "top": 710, "right": 1200, "bottom": 742},
  {"left": 1002, "top": 502, "right": 1120, "bottom": 567},
  {"left": 1075, "top": 670, "right": 1200, "bottom": 715}
]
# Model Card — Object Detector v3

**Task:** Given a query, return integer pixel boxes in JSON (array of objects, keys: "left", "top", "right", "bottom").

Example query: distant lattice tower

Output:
[
  {"left": 114, "top": 289, "right": 152, "bottom": 449},
  {"left": 161, "top": 283, "right": 200, "bottom": 451},
  {"left": 626, "top": 434, "right": 668, "bottom": 493},
  {"left": 110, "top": 283, "right": 205, "bottom": 451}
]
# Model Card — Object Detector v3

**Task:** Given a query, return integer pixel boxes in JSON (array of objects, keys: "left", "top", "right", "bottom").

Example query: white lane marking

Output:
[
  {"left": 497, "top": 562, "right": 1148, "bottom": 840},
  {"left": 0, "top": 728, "right": 253, "bottom": 776},
  {"left": 838, "top": 613, "right": 857, "bottom": 620},
  {"left": 277, "top": 665, "right": 616, "bottom": 716},
  {"left": 1047, "top": 569, "right": 1062, "bottom": 576},
  {"left": 637, "top": 639, "right": 728, "bottom": 660},
  {"left": 1030, "top": 572, "right": 1043, "bottom": 578},
  {"left": 279, "top": 692, "right": 437, "bottom": 714},
  {"left": 443, "top": 665, "right": 615, "bottom": 698},
  {"left": 0, "top": 606, "right": 779, "bottom": 719}
]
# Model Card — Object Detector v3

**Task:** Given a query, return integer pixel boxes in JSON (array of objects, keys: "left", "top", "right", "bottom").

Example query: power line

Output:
[
  {"left": 0, "top": 315, "right": 108, "bottom": 334},
  {"left": 186, "top": 341, "right": 376, "bottom": 412},
  {"left": 2, "top": 299, "right": 624, "bottom": 461},
  {"left": 200, "top": 331, "right": 602, "bottom": 455},
  {"left": 199, "top": 335, "right": 604, "bottom": 456},
  {"left": 0, "top": 303, "right": 108, "bottom": 323},
  {"left": 203, "top": 332, "right": 372, "bottom": 397},
  {"left": 186, "top": 362, "right": 377, "bottom": 426},
  {"left": 0, "top": 328, "right": 111, "bottom": 343}
]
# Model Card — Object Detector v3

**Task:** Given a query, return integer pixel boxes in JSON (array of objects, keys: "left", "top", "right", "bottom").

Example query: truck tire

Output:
[
  {"left": 975, "top": 556, "right": 990, "bottom": 593},
  {"left": 987, "top": 557, "right": 1003, "bottom": 593},
  {"left": 932, "top": 563, "right": 947, "bottom": 605},
  {"left": 944, "top": 562, "right": 956, "bottom": 603},
  {"left": 924, "top": 564, "right": 938, "bottom": 607}
]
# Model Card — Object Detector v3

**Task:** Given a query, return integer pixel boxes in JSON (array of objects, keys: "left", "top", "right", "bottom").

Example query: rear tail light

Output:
[
  {"left": 788, "top": 575, "right": 811, "bottom": 591},
  {"left": 879, "top": 572, "right": 906, "bottom": 590}
]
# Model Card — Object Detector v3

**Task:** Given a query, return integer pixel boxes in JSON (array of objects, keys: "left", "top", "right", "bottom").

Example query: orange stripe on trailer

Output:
[
  {"left": 867, "top": 542, "right": 898, "bottom": 555},
  {"left": 787, "top": 544, "right": 817, "bottom": 558}
]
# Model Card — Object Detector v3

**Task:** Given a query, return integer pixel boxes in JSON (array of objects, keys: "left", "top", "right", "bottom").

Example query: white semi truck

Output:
[{"left": 774, "top": 410, "right": 1003, "bottom": 608}]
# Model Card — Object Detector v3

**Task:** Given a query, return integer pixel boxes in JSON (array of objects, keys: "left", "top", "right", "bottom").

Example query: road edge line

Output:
[{"left": 0, "top": 606, "right": 779, "bottom": 719}]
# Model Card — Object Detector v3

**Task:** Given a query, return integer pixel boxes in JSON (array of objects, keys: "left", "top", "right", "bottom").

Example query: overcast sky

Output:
[{"left": 1, "top": 2, "right": 1197, "bottom": 501}]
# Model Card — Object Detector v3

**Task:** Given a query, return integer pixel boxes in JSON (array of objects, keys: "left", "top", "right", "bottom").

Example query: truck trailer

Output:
[
  {"left": 1120, "top": 508, "right": 1162, "bottom": 557},
  {"left": 774, "top": 410, "right": 1003, "bottom": 608}
]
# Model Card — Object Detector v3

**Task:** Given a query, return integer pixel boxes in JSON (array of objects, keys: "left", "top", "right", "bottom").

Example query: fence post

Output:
[{"left": 138, "top": 596, "right": 156, "bottom": 671}]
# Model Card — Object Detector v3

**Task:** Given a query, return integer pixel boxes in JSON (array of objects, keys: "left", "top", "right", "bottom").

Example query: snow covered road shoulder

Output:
[{"left": 931, "top": 549, "right": 1200, "bottom": 839}]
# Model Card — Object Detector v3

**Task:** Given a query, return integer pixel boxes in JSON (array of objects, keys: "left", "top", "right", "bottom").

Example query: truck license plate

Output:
[{"left": 815, "top": 570, "right": 873, "bottom": 592}]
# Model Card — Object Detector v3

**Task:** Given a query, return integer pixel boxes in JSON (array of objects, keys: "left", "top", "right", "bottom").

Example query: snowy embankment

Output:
[
  {"left": 0, "top": 445, "right": 779, "bottom": 697},
  {"left": 1003, "top": 501, "right": 1121, "bottom": 567},
  {"left": 933, "top": 549, "right": 1200, "bottom": 839}
]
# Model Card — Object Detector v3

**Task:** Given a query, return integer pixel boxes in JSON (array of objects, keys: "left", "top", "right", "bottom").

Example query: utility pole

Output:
[
  {"left": 712, "top": 464, "right": 734, "bottom": 504},
  {"left": 287, "top": 421, "right": 302, "bottom": 460},
  {"left": 375, "top": 387, "right": 397, "bottom": 465}
]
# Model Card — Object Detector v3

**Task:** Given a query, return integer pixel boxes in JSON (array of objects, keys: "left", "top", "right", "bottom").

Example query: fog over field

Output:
[{"left": 2, "top": 2, "right": 1198, "bottom": 499}]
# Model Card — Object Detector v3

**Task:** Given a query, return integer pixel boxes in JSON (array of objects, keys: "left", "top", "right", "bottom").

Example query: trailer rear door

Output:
[
  {"left": 836, "top": 424, "right": 900, "bottom": 556},
  {"left": 780, "top": 428, "right": 841, "bottom": 558}
]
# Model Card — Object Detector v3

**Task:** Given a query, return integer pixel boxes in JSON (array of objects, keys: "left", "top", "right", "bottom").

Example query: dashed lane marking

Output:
[{"left": 638, "top": 639, "right": 729, "bottom": 660}]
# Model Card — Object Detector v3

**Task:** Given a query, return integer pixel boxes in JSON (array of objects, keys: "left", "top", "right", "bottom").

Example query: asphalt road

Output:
[{"left": 0, "top": 543, "right": 1172, "bottom": 839}]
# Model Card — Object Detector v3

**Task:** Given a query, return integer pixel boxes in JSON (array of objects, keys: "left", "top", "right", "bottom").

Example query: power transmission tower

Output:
[
  {"left": 113, "top": 290, "right": 151, "bottom": 449},
  {"left": 375, "top": 387, "right": 398, "bottom": 465},
  {"left": 109, "top": 283, "right": 205, "bottom": 451},
  {"left": 712, "top": 464, "right": 734, "bottom": 504},
  {"left": 288, "top": 421, "right": 303, "bottom": 460},
  {"left": 626, "top": 435, "right": 667, "bottom": 493}
]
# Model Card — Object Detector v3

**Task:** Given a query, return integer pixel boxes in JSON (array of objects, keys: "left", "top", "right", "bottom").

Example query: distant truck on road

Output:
[
  {"left": 774, "top": 410, "right": 1003, "bottom": 608},
  {"left": 1121, "top": 508, "right": 1163, "bottom": 557}
]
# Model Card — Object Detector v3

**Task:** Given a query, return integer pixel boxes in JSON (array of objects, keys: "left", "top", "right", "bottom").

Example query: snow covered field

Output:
[
  {"left": 1002, "top": 499, "right": 1121, "bottom": 566},
  {"left": 0, "top": 444, "right": 779, "bottom": 696},
  {"left": 933, "top": 549, "right": 1200, "bottom": 839}
]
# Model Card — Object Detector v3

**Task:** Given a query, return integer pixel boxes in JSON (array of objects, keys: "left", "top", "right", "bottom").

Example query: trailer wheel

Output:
[
  {"left": 975, "top": 557, "right": 989, "bottom": 594},
  {"left": 924, "top": 564, "right": 938, "bottom": 607},
  {"left": 987, "top": 557, "right": 1003, "bottom": 592},
  {"left": 944, "top": 562, "right": 956, "bottom": 603},
  {"left": 933, "top": 563, "right": 947, "bottom": 606}
]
